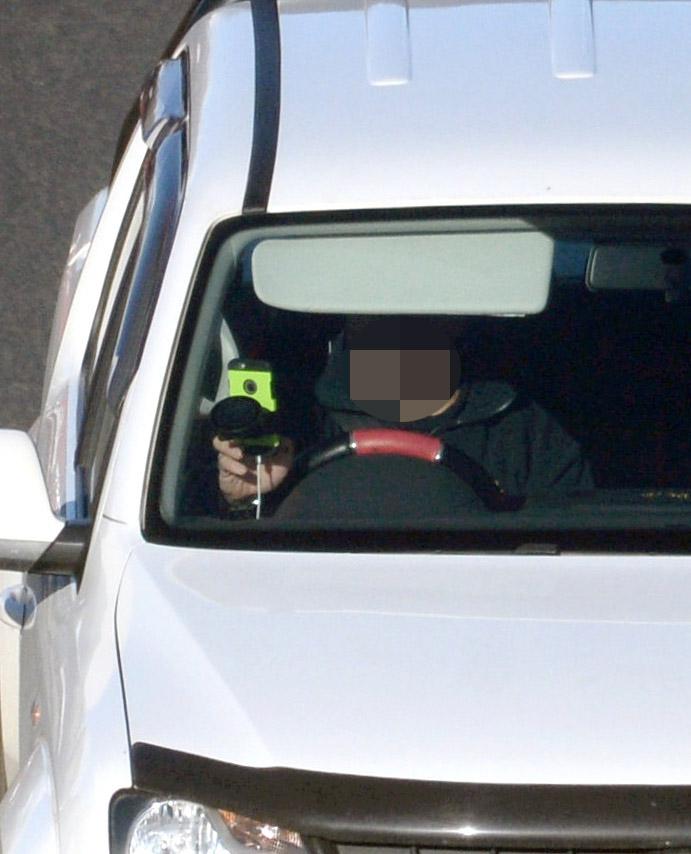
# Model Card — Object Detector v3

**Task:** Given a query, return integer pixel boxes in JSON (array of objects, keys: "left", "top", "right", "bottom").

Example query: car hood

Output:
[{"left": 116, "top": 545, "right": 691, "bottom": 784}]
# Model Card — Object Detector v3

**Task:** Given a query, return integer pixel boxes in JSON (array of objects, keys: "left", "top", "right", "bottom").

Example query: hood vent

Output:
[
  {"left": 366, "top": 0, "right": 412, "bottom": 86},
  {"left": 549, "top": 0, "right": 596, "bottom": 79}
]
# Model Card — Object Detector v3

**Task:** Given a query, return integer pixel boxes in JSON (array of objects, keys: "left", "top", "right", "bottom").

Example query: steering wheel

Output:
[{"left": 288, "top": 428, "right": 524, "bottom": 512}]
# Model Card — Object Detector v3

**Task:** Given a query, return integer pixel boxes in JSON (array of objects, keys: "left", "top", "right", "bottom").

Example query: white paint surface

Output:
[{"left": 118, "top": 547, "right": 691, "bottom": 785}]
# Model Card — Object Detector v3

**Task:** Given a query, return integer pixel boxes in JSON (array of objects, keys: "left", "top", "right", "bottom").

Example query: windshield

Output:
[{"left": 150, "top": 210, "right": 691, "bottom": 551}]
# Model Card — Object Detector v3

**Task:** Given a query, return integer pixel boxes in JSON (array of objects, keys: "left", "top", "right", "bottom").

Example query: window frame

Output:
[
  {"left": 75, "top": 123, "right": 187, "bottom": 518},
  {"left": 144, "top": 204, "right": 691, "bottom": 555}
]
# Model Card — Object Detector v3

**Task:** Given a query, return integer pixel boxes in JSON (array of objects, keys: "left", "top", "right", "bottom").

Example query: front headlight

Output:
[{"left": 110, "top": 792, "right": 305, "bottom": 854}]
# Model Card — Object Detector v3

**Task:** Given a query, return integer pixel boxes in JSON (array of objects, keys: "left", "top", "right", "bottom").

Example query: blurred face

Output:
[{"left": 347, "top": 316, "right": 462, "bottom": 422}]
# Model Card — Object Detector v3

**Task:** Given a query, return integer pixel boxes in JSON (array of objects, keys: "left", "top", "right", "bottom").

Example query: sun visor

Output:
[{"left": 252, "top": 232, "right": 553, "bottom": 316}]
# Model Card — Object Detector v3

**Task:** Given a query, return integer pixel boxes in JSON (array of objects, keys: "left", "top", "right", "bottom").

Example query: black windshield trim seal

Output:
[
  {"left": 243, "top": 0, "right": 281, "bottom": 213},
  {"left": 131, "top": 742, "right": 691, "bottom": 848},
  {"left": 143, "top": 524, "right": 691, "bottom": 554}
]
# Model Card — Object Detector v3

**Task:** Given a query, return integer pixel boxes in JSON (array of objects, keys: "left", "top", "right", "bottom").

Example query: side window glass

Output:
[
  {"left": 94, "top": 192, "right": 146, "bottom": 362},
  {"left": 74, "top": 176, "right": 146, "bottom": 514},
  {"left": 76, "top": 127, "right": 185, "bottom": 515},
  {"left": 80, "top": 180, "right": 146, "bottom": 403}
]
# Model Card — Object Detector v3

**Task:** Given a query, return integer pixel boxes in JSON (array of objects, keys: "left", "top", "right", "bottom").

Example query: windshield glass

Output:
[{"left": 151, "top": 210, "right": 691, "bottom": 550}]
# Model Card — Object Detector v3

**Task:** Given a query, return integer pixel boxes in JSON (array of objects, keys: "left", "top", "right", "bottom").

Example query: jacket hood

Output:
[{"left": 314, "top": 334, "right": 518, "bottom": 429}]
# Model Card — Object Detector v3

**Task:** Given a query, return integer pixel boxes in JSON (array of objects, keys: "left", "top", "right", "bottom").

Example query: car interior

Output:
[{"left": 157, "top": 216, "right": 691, "bottom": 534}]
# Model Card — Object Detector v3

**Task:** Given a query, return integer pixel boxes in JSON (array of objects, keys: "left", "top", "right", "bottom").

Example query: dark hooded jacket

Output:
[{"left": 313, "top": 337, "right": 593, "bottom": 496}]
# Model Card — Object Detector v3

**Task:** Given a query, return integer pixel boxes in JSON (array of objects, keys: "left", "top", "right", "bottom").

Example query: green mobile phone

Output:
[
  {"left": 227, "top": 358, "right": 278, "bottom": 412},
  {"left": 227, "top": 358, "right": 280, "bottom": 453}
]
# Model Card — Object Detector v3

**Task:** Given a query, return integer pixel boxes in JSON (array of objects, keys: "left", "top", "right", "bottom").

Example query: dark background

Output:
[{"left": 0, "top": 0, "right": 190, "bottom": 429}]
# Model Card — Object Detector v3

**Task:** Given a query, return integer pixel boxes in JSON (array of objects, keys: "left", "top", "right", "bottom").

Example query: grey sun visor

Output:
[{"left": 251, "top": 232, "right": 554, "bottom": 315}]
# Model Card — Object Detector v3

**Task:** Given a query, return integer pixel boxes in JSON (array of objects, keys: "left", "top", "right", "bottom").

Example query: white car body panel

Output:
[
  {"left": 0, "top": 741, "right": 58, "bottom": 854},
  {"left": 118, "top": 546, "right": 691, "bottom": 785},
  {"left": 0, "top": 431, "right": 62, "bottom": 789},
  {"left": 270, "top": 0, "right": 691, "bottom": 211},
  {"left": 16, "top": 517, "right": 136, "bottom": 853},
  {"left": 174, "top": 5, "right": 255, "bottom": 224},
  {"left": 0, "top": 596, "right": 21, "bottom": 788}
]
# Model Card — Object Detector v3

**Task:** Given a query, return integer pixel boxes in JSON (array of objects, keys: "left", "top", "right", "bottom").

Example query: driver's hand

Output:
[{"left": 213, "top": 436, "right": 295, "bottom": 503}]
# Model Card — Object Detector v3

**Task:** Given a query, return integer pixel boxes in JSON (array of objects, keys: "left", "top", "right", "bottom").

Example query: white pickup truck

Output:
[{"left": 3, "top": 1, "right": 691, "bottom": 851}]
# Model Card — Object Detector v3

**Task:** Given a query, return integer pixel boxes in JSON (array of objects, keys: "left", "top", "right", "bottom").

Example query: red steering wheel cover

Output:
[{"left": 351, "top": 429, "right": 443, "bottom": 463}]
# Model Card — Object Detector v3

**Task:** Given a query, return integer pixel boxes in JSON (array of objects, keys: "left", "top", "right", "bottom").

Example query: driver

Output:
[{"left": 213, "top": 316, "right": 593, "bottom": 510}]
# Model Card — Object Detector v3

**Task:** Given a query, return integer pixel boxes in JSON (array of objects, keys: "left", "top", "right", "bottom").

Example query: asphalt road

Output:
[{"left": 1, "top": 0, "right": 190, "bottom": 429}]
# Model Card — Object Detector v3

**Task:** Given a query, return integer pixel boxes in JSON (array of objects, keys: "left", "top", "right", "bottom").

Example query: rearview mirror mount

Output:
[{"left": 587, "top": 245, "right": 691, "bottom": 303}]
